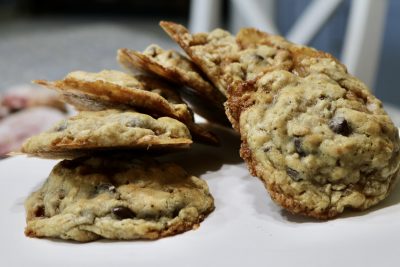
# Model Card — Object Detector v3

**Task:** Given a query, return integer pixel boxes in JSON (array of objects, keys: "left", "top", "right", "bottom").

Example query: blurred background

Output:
[
  {"left": 0, "top": 0, "right": 399, "bottom": 108},
  {"left": 0, "top": 0, "right": 400, "bottom": 103}
]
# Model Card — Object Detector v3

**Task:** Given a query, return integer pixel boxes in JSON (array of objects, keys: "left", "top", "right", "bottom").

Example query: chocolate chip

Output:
[
  {"left": 263, "top": 146, "right": 271, "bottom": 152},
  {"left": 286, "top": 167, "right": 302, "bottom": 181},
  {"left": 329, "top": 117, "right": 351, "bottom": 136},
  {"left": 60, "top": 159, "right": 80, "bottom": 169},
  {"left": 54, "top": 121, "right": 67, "bottom": 132},
  {"left": 253, "top": 54, "right": 265, "bottom": 61},
  {"left": 294, "top": 137, "right": 306, "bottom": 157},
  {"left": 95, "top": 183, "right": 116, "bottom": 194},
  {"left": 172, "top": 208, "right": 181, "bottom": 218},
  {"left": 146, "top": 46, "right": 157, "bottom": 57},
  {"left": 77, "top": 166, "right": 96, "bottom": 175},
  {"left": 112, "top": 206, "right": 136, "bottom": 220},
  {"left": 34, "top": 206, "right": 45, "bottom": 217}
]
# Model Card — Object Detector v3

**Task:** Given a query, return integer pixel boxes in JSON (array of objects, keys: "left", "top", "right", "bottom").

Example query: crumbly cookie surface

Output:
[
  {"left": 231, "top": 68, "right": 400, "bottom": 219},
  {"left": 160, "top": 21, "right": 292, "bottom": 96},
  {"left": 21, "top": 109, "right": 192, "bottom": 158},
  {"left": 118, "top": 45, "right": 225, "bottom": 107},
  {"left": 34, "top": 70, "right": 219, "bottom": 146},
  {"left": 25, "top": 157, "right": 215, "bottom": 241}
]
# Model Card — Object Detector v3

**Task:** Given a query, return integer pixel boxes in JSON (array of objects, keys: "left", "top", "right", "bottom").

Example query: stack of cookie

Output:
[
  {"left": 159, "top": 21, "right": 400, "bottom": 219},
  {"left": 21, "top": 20, "right": 400, "bottom": 240},
  {"left": 20, "top": 34, "right": 233, "bottom": 241}
]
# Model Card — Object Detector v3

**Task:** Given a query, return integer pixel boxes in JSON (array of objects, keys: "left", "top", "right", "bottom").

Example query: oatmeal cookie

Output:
[
  {"left": 159, "top": 21, "right": 292, "bottom": 96},
  {"left": 117, "top": 45, "right": 225, "bottom": 108},
  {"left": 25, "top": 156, "right": 214, "bottom": 241},
  {"left": 34, "top": 70, "right": 191, "bottom": 122},
  {"left": 34, "top": 70, "right": 218, "bottom": 145},
  {"left": 21, "top": 109, "right": 192, "bottom": 158},
  {"left": 228, "top": 68, "right": 400, "bottom": 219}
]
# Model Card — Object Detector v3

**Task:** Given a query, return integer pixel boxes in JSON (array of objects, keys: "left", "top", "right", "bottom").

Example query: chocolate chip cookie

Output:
[
  {"left": 21, "top": 109, "right": 192, "bottom": 158},
  {"left": 118, "top": 45, "right": 225, "bottom": 108},
  {"left": 160, "top": 21, "right": 292, "bottom": 96},
  {"left": 25, "top": 156, "right": 215, "bottom": 241},
  {"left": 228, "top": 67, "right": 400, "bottom": 219},
  {"left": 34, "top": 70, "right": 219, "bottom": 145}
]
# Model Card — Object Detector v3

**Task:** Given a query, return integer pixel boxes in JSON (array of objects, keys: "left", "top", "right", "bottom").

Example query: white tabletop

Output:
[{"left": 1, "top": 125, "right": 400, "bottom": 267}]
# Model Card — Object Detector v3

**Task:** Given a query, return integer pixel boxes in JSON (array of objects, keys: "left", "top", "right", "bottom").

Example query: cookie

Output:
[
  {"left": 34, "top": 70, "right": 219, "bottom": 145},
  {"left": 34, "top": 70, "right": 192, "bottom": 122},
  {"left": 228, "top": 66, "right": 400, "bottom": 219},
  {"left": 118, "top": 45, "right": 225, "bottom": 106},
  {"left": 25, "top": 156, "right": 215, "bottom": 241},
  {"left": 159, "top": 21, "right": 292, "bottom": 97},
  {"left": 21, "top": 109, "right": 192, "bottom": 158}
]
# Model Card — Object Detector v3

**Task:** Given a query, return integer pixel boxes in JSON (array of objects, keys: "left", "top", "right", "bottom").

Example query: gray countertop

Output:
[{"left": 0, "top": 17, "right": 178, "bottom": 87}]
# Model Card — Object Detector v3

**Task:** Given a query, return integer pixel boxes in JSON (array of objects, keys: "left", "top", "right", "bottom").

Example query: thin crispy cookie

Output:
[
  {"left": 34, "top": 70, "right": 219, "bottom": 145},
  {"left": 34, "top": 70, "right": 192, "bottom": 122},
  {"left": 21, "top": 109, "right": 192, "bottom": 159},
  {"left": 117, "top": 45, "right": 226, "bottom": 108}
]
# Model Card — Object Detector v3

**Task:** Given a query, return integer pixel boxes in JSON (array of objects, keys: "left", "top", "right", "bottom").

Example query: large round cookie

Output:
[
  {"left": 25, "top": 156, "right": 215, "bottom": 241},
  {"left": 227, "top": 67, "right": 400, "bottom": 219}
]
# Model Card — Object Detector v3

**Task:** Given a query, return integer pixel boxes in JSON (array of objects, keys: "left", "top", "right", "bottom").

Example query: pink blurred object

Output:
[
  {"left": 1, "top": 84, "right": 66, "bottom": 113},
  {"left": 0, "top": 103, "right": 9, "bottom": 120},
  {"left": 0, "top": 107, "right": 65, "bottom": 157}
]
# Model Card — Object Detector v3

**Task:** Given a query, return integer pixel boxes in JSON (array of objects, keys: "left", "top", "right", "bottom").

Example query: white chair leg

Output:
[
  {"left": 229, "top": 0, "right": 246, "bottom": 34},
  {"left": 341, "top": 0, "right": 388, "bottom": 89},
  {"left": 189, "top": 0, "right": 223, "bottom": 33},
  {"left": 230, "top": 0, "right": 279, "bottom": 34},
  {"left": 286, "top": 0, "right": 343, "bottom": 45}
]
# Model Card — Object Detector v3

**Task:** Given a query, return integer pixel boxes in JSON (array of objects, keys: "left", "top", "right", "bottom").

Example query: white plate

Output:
[{"left": 1, "top": 126, "right": 399, "bottom": 267}]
